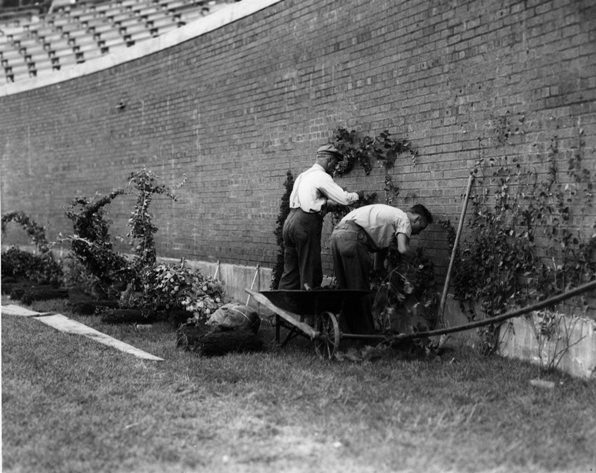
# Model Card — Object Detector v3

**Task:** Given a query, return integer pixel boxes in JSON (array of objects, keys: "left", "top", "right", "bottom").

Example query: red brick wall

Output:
[{"left": 1, "top": 0, "right": 595, "bottom": 277}]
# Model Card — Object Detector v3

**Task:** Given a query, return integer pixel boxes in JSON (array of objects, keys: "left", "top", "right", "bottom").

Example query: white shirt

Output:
[
  {"left": 341, "top": 204, "right": 411, "bottom": 250},
  {"left": 290, "top": 163, "right": 359, "bottom": 213}
]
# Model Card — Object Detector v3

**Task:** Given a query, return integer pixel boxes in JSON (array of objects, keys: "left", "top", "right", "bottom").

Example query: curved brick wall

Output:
[{"left": 1, "top": 0, "right": 595, "bottom": 277}]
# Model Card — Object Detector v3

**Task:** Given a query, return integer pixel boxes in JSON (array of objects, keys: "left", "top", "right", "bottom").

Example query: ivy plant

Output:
[
  {"left": 331, "top": 128, "right": 418, "bottom": 176},
  {"left": 64, "top": 189, "right": 128, "bottom": 290},
  {"left": 453, "top": 135, "right": 595, "bottom": 352},
  {"left": 1, "top": 210, "right": 50, "bottom": 253},
  {"left": 271, "top": 170, "right": 294, "bottom": 289},
  {"left": 127, "top": 168, "right": 182, "bottom": 274},
  {"left": 137, "top": 259, "right": 224, "bottom": 321},
  {"left": 1, "top": 211, "right": 63, "bottom": 285}
]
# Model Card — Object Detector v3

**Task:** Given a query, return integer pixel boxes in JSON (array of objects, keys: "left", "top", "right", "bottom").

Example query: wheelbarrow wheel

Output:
[{"left": 314, "top": 311, "right": 340, "bottom": 360}]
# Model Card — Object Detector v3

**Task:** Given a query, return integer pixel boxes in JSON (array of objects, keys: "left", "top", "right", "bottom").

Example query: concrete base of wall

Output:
[{"left": 497, "top": 312, "right": 596, "bottom": 380}]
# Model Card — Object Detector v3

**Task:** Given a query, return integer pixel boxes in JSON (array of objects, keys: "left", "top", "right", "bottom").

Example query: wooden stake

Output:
[
  {"left": 246, "top": 264, "right": 260, "bottom": 306},
  {"left": 438, "top": 173, "right": 474, "bottom": 325},
  {"left": 213, "top": 260, "right": 220, "bottom": 280}
]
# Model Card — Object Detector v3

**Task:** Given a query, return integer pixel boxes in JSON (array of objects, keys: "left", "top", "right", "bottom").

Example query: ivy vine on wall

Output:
[
  {"left": 331, "top": 128, "right": 418, "bottom": 176},
  {"left": 452, "top": 134, "right": 595, "bottom": 352}
]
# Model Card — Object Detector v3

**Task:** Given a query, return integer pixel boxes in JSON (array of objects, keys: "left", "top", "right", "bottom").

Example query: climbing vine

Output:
[
  {"left": 331, "top": 128, "right": 417, "bottom": 176},
  {"left": 271, "top": 170, "right": 294, "bottom": 289},
  {"left": 1, "top": 211, "right": 50, "bottom": 253},
  {"left": 127, "top": 168, "right": 183, "bottom": 274},
  {"left": 65, "top": 189, "right": 128, "bottom": 289},
  {"left": 453, "top": 134, "right": 595, "bottom": 352},
  {"left": 1, "top": 211, "right": 63, "bottom": 284}
]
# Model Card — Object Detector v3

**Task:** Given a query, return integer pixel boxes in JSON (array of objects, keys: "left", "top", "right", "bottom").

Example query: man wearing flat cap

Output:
[{"left": 279, "top": 144, "right": 363, "bottom": 290}]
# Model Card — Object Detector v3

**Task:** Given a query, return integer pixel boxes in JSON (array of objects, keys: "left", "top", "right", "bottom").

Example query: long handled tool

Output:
[
  {"left": 391, "top": 279, "right": 596, "bottom": 342},
  {"left": 438, "top": 173, "right": 475, "bottom": 326}
]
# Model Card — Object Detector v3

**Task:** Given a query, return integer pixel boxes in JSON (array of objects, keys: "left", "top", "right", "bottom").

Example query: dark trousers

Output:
[
  {"left": 330, "top": 221, "right": 375, "bottom": 334},
  {"left": 278, "top": 209, "right": 323, "bottom": 290}
]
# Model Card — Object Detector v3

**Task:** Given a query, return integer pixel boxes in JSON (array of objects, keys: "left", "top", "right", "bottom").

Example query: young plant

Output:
[
  {"left": 1, "top": 211, "right": 62, "bottom": 285},
  {"left": 139, "top": 259, "right": 224, "bottom": 322},
  {"left": 127, "top": 168, "right": 182, "bottom": 275},
  {"left": 64, "top": 189, "right": 128, "bottom": 294},
  {"left": 1, "top": 211, "right": 50, "bottom": 253},
  {"left": 271, "top": 170, "right": 294, "bottom": 289},
  {"left": 453, "top": 134, "right": 595, "bottom": 352}
]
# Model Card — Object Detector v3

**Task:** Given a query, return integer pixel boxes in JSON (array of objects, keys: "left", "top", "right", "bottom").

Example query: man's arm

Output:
[
  {"left": 318, "top": 173, "right": 359, "bottom": 206},
  {"left": 396, "top": 233, "right": 410, "bottom": 254}
]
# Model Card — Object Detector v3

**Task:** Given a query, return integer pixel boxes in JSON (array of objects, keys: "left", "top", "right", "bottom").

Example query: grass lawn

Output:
[{"left": 2, "top": 298, "right": 596, "bottom": 473}]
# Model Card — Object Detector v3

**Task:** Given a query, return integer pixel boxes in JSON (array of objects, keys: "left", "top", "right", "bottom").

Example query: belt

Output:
[
  {"left": 291, "top": 207, "right": 321, "bottom": 215},
  {"left": 336, "top": 220, "right": 378, "bottom": 251}
]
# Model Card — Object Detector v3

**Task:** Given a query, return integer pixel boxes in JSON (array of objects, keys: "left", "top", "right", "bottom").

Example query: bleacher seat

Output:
[{"left": 0, "top": 0, "right": 239, "bottom": 81}]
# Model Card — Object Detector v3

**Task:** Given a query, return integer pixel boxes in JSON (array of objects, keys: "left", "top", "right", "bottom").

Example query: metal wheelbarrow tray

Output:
[{"left": 245, "top": 288, "right": 385, "bottom": 359}]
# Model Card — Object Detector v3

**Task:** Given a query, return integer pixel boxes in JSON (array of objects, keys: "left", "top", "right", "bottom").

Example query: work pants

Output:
[
  {"left": 330, "top": 221, "right": 375, "bottom": 334},
  {"left": 278, "top": 209, "right": 323, "bottom": 290}
]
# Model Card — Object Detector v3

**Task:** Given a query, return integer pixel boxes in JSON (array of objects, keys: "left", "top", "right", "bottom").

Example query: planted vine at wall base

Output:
[
  {"left": 127, "top": 168, "right": 183, "bottom": 274},
  {"left": 1, "top": 211, "right": 63, "bottom": 285},
  {"left": 64, "top": 189, "right": 128, "bottom": 292},
  {"left": 453, "top": 135, "right": 595, "bottom": 353},
  {"left": 2, "top": 211, "right": 50, "bottom": 253},
  {"left": 270, "top": 170, "right": 294, "bottom": 289}
]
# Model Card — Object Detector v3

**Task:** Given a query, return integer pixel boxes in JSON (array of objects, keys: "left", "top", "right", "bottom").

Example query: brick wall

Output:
[{"left": 1, "top": 0, "right": 595, "bottom": 279}]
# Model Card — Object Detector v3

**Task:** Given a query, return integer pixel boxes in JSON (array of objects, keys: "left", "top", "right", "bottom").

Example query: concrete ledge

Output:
[{"left": 498, "top": 311, "right": 596, "bottom": 380}]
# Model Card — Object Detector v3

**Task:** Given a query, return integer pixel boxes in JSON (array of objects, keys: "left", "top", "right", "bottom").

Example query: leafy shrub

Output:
[
  {"left": 453, "top": 135, "right": 595, "bottom": 350},
  {"left": 1, "top": 211, "right": 62, "bottom": 285},
  {"left": 371, "top": 247, "right": 438, "bottom": 334},
  {"left": 139, "top": 260, "right": 224, "bottom": 323},
  {"left": 1, "top": 211, "right": 50, "bottom": 253},
  {"left": 271, "top": 170, "right": 294, "bottom": 289},
  {"left": 127, "top": 168, "right": 182, "bottom": 274},
  {"left": 1, "top": 246, "right": 63, "bottom": 285},
  {"left": 64, "top": 190, "right": 129, "bottom": 291}
]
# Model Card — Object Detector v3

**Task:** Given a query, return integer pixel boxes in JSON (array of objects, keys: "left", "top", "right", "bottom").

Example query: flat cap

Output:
[{"left": 316, "top": 144, "right": 343, "bottom": 160}]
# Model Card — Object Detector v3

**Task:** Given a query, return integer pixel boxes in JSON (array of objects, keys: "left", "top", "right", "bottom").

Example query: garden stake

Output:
[
  {"left": 390, "top": 279, "right": 596, "bottom": 343},
  {"left": 246, "top": 264, "right": 261, "bottom": 306},
  {"left": 213, "top": 260, "right": 220, "bottom": 280},
  {"left": 438, "top": 173, "right": 475, "bottom": 326}
]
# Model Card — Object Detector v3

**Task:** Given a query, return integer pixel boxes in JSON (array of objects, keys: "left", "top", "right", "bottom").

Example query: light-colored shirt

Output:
[
  {"left": 290, "top": 163, "right": 359, "bottom": 213},
  {"left": 341, "top": 204, "right": 411, "bottom": 250}
]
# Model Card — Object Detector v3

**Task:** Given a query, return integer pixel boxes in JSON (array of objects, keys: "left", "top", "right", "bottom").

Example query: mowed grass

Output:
[{"left": 2, "top": 299, "right": 596, "bottom": 473}]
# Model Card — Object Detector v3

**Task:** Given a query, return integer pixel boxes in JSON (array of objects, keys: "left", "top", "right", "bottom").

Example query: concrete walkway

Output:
[{"left": 1, "top": 304, "right": 163, "bottom": 361}]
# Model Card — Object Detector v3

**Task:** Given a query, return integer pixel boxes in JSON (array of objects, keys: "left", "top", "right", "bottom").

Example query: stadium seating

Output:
[{"left": 0, "top": 0, "right": 238, "bottom": 83}]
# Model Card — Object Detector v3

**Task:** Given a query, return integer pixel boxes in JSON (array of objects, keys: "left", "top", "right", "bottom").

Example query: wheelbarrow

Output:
[
  {"left": 246, "top": 280, "right": 596, "bottom": 360},
  {"left": 245, "top": 288, "right": 386, "bottom": 359}
]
